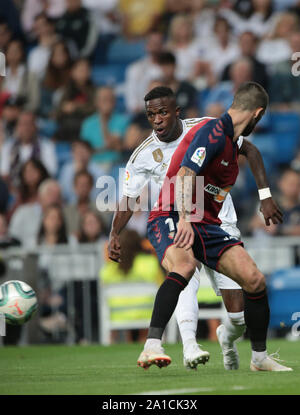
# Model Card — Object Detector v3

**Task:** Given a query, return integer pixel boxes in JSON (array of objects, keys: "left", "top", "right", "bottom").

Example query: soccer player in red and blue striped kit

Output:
[{"left": 139, "top": 82, "right": 292, "bottom": 372}]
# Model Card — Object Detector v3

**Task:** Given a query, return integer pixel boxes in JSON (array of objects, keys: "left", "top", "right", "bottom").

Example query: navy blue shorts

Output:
[{"left": 147, "top": 215, "right": 243, "bottom": 271}]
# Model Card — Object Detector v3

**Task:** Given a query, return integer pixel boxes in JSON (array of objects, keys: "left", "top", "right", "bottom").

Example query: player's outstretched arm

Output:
[
  {"left": 174, "top": 166, "right": 196, "bottom": 250},
  {"left": 239, "top": 139, "right": 283, "bottom": 225},
  {"left": 108, "top": 196, "right": 137, "bottom": 262}
]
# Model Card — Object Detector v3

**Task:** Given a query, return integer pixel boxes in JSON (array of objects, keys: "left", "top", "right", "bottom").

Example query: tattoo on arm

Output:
[{"left": 176, "top": 166, "right": 196, "bottom": 220}]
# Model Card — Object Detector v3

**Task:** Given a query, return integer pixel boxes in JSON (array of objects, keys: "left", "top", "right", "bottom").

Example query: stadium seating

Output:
[
  {"left": 268, "top": 267, "right": 300, "bottom": 329},
  {"left": 269, "top": 112, "right": 300, "bottom": 164},
  {"left": 106, "top": 37, "right": 146, "bottom": 65},
  {"left": 91, "top": 64, "right": 127, "bottom": 86}
]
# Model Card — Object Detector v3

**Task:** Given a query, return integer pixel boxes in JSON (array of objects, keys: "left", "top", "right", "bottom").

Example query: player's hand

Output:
[
  {"left": 108, "top": 232, "right": 121, "bottom": 262},
  {"left": 260, "top": 198, "right": 283, "bottom": 226},
  {"left": 174, "top": 218, "right": 194, "bottom": 250}
]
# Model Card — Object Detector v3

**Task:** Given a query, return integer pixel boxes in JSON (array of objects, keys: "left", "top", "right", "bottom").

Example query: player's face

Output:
[
  {"left": 241, "top": 108, "right": 265, "bottom": 136},
  {"left": 145, "top": 97, "right": 181, "bottom": 142}
]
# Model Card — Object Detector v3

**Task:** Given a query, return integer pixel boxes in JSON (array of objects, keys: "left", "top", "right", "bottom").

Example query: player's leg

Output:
[
  {"left": 175, "top": 268, "right": 210, "bottom": 369},
  {"left": 218, "top": 245, "right": 292, "bottom": 371},
  {"left": 204, "top": 265, "right": 245, "bottom": 370},
  {"left": 138, "top": 217, "right": 198, "bottom": 369},
  {"left": 217, "top": 289, "right": 245, "bottom": 370},
  {"left": 139, "top": 245, "right": 196, "bottom": 368}
]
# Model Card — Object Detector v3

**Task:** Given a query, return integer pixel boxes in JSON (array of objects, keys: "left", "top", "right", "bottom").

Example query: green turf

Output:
[{"left": 0, "top": 340, "right": 299, "bottom": 395}]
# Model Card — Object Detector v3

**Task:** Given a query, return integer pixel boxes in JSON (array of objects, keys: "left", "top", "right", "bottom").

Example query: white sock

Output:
[
  {"left": 144, "top": 338, "right": 162, "bottom": 350},
  {"left": 252, "top": 350, "right": 267, "bottom": 362},
  {"left": 222, "top": 311, "right": 246, "bottom": 347},
  {"left": 175, "top": 273, "right": 200, "bottom": 349}
]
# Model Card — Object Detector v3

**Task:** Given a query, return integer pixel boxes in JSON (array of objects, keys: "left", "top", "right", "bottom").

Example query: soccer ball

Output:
[{"left": 0, "top": 280, "right": 38, "bottom": 325}]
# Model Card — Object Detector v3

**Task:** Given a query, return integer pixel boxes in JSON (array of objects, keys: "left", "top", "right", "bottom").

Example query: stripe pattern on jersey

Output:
[{"left": 149, "top": 118, "right": 212, "bottom": 221}]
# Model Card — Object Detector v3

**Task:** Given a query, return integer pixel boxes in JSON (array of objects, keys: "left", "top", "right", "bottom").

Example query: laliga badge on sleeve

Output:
[{"left": 191, "top": 147, "right": 206, "bottom": 167}]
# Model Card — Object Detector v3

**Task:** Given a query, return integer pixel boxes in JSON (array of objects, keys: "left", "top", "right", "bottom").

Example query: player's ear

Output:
[
  {"left": 254, "top": 107, "right": 264, "bottom": 120},
  {"left": 175, "top": 106, "right": 181, "bottom": 117}
]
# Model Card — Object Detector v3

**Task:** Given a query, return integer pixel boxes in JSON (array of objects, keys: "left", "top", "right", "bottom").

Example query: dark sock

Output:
[
  {"left": 243, "top": 289, "right": 270, "bottom": 352},
  {"left": 148, "top": 272, "right": 188, "bottom": 339}
]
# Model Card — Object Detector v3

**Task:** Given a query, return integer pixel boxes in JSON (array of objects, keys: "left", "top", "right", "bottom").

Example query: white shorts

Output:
[{"left": 204, "top": 223, "right": 242, "bottom": 296}]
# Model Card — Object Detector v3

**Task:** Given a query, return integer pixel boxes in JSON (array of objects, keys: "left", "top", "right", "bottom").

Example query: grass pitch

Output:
[{"left": 0, "top": 339, "right": 299, "bottom": 395}]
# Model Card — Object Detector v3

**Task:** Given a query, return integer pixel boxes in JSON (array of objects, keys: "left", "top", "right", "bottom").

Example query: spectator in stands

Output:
[
  {"left": 205, "top": 102, "right": 226, "bottom": 118},
  {"left": 39, "top": 40, "right": 72, "bottom": 119},
  {"left": 0, "top": 39, "right": 40, "bottom": 112},
  {"left": 250, "top": 168, "right": 300, "bottom": 238},
  {"left": 36, "top": 203, "right": 69, "bottom": 338},
  {"left": 56, "top": 58, "right": 95, "bottom": 140},
  {"left": 99, "top": 229, "right": 164, "bottom": 343},
  {"left": 77, "top": 209, "right": 107, "bottom": 244},
  {"left": 82, "top": 0, "right": 121, "bottom": 36},
  {"left": 21, "top": 0, "right": 66, "bottom": 37},
  {"left": 59, "top": 139, "right": 104, "bottom": 203},
  {"left": 0, "top": 111, "right": 57, "bottom": 186},
  {"left": 291, "top": 149, "right": 300, "bottom": 173},
  {"left": 0, "top": 178, "right": 10, "bottom": 214},
  {"left": 119, "top": 0, "right": 165, "bottom": 38},
  {"left": 203, "top": 57, "right": 254, "bottom": 112},
  {"left": 274, "top": 168, "right": 300, "bottom": 236},
  {"left": 269, "top": 31, "right": 300, "bottom": 109},
  {"left": 56, "top": 0, "right": 98, "bottom": 58},
  {"left": 194, "top": 16, "right": 240, "bottom": 83},
  {"left": 0, "top": 213, "right": 21, "bottom": 249},
  {"left": 223, "top": 0, "right": 276, "bottom": 37},
  {"left": 153, "top": 0, "right": 188, "bottom": 35},
  {"left": 124, "top": 31, "right": 164, "bottom": 113},
  {"left": 166, "top": 14, "right": 199, "bottom": 81},
  {"left": 0, "top": 20, "right": 13, "bottom": 53},
  {"left": 63, "top": 208, "right": 108, "bottom": 344},
  {"left": 157, "top": 51, "right": 198, "bottom": 118},
  {"left": 27, "top": 13, "right": 58, "bottom": 80},
  {"left": 9, "top": 179, "right": 62, "bottom": 247},
  {"left": 189, "top": 0, "right": 217, "bottom": 41},
  {"left": 37, "top": 204, "right": 69, "bottom": 245},
  {"left": 63, "top": 169, "right": 101, "bottom": 235},
  {"left": 222, "top": 31, "right": 269, "bottom": 90},
  {"left": 256, "top": 11, "right": 298, "bottom": 65},
  {"left": 0, "top": 96, "right": 25, "bottom": 141},
  {"left": 8, "top": 159, "right": 50, "bottom": 220},
  {"left": 80, "top": 85, "right": 129, "bottom": 170}
]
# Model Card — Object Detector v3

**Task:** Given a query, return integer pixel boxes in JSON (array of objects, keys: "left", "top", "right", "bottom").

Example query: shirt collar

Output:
[{"left": 220, "top": 112, "right": 234, "bottom": 139}]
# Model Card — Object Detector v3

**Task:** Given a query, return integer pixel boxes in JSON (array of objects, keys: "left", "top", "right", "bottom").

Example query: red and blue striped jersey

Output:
[{"left": 148, "top": 113, "right": 239, "bottom": 225}]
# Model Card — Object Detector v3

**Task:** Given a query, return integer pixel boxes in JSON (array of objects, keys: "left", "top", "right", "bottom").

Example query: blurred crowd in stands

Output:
[{"left": 0, "top": 0, "right": 300, "bottom": 344}]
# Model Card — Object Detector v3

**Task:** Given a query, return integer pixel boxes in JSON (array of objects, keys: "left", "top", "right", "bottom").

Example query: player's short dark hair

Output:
[
  {"left": 231, "top": 82, "right": 269, "bottom": 111},
  {"left": 157, "top": 52, "right": 176, "bottom": 66},
  {"left": 144, "top": 86, "right": 175, "bottom": 103}
]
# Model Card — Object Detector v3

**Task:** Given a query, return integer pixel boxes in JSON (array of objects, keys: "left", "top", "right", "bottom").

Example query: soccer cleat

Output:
[
  {"left": 250, "top": 352, "right": 293, "bottom": 372},
  {"left": 216, "top": 324, "right": 239, "bottom": 370},
  {"left": 183, "top": 343, "right": 210, "bottom": 369},
  {"left": 137, "top": 347, "right": 172, "bottom": 370}
]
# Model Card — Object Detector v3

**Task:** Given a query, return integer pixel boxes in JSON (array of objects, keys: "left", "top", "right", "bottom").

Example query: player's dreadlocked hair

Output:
[
  {"left": 231, "top": 81, "right": 269, "bottom": 111},
  {"left": 144, "top": 86, "right": 175, "bottom": 102}
]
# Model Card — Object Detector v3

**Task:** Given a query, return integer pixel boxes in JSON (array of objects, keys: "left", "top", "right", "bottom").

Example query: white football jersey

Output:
[{"left": 123, "top": 118, "right": 243, "bottom": 227}]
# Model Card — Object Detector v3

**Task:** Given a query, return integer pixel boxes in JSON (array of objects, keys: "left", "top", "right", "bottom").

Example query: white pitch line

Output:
[
  {"left": 135, "top": 385, "right": 246, "bottom": 395},
  {"left": 135, "top": 387, "right": 215, "bottom": 395}
]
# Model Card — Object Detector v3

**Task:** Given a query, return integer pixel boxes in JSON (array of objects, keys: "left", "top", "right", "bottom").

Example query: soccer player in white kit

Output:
[{"left": 108, "top": 87, "right": 282, "bottom": 370}]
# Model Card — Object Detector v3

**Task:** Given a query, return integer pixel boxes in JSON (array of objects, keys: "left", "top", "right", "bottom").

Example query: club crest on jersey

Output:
[
  {"left": 152, "top": 149, "right": 163, "bottom": 163},
  {"left": 191, "top": 147, "right": 206, "bottom": 167}
]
